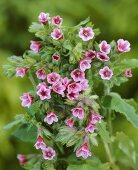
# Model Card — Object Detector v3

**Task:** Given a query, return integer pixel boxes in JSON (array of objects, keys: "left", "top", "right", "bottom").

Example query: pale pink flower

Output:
[
  {"left": 71, "top": 107, "right": 84, "bottom": 119},
  {"left": 37, "top": 82, "right": 48, "bottom": 89},
  {"left": 52, "top": 82, "right": 66, "bottom": 96},
  {"left": 52, "top": 16, "right": 63, "bottom": 26},
  {"left": 124, "top": 69, "right": 132, "bottom": 78},
  {"left": 83, "top": 50, "right": 97, "bottom": 60},
  {"left": 37, "top": 86, "right": 51, "bottom": 100},
  {"left": 17, "top": 154, "right": 28, "bottom": 165},
  {"left": 97, "top": 52, "right": 110, "bottom": 62},
  {"left": 36, "top": 68, "right": 47, "bottom": 80},
  {"left": 44, "top": 112, "right": 58, "bottom": 125},
  {"left": 117, "top": 39, "right": 131, "bottom": 53},
  {"left": 62, "top": 77, "right": 71, "bottom": 87},
  {"left": 79, "top": 79, "right": 89, "bottom": 91},
  {"left": 70, "top": 69, "right": 85, "bottom": 82},
  {"left": 90, "top": 112, "right": 103, "bottom": 124},
  {"left": 38, "top": 12, "right": 50, "bottom": 25},
  {"left": 80, "top": 58, "right": 91, "bottom": 71},
  {"left": 76, "top": 143, "right": 92, "bottom": 159},
  {"left": 51, "top": 28, "right": 63, "bottom": 40},
  {"left": 30, "top": 41, "right": 42, "bottom": 53},
  {"left": 99, "top": 66, "right": 113, "bottom": 80},
  {"left": 34, "top": 136, "right": 46, "bottom": 150},
  {"left": 67, "top": 91, "right": 79, "bottom": 101},
  {"left": 79, "top": 27, "right": 94, "bottom": 41},
  {"left": 85, "top": 123, "right": 96, "bottom": 133},
  {"left": 99, "top": 41, "right": 111, "bottom": 54},
  {"left": 20, "top": 93, "right": 33, "bottom": 108},
  {"left": 67, "top": 82, "right": 81, "bottom": 93},
  {"left": 47, "top": 72, "right": 61, "bottom": 84},
  {"left": 42, "top": 147, "right": 56, "bottom": 160},
  {"left": 65, "top": 118, "right": 74, "bottom": 128},
  {"left": 16, "top": 67, "right": 28, "bottom": 78},
  {"left": 52, "top": 53, "right": 61, "bottom": 62}
]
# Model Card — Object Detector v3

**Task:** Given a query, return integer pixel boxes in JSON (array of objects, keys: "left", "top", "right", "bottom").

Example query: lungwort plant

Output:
[{"left": 3, "top": 12, "right": 138, "bottom": 170}]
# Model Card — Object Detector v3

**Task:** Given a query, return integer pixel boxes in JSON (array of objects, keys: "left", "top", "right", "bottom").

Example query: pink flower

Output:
[
  {"left": 52, "top": 53, "right": 61, "bottom": 62},
  {"left": 37, "top": 86, "right": 51, "bottom": 100},
  {"left": 62, "top": 77, "right": 71, "bottom": 87},
  {"left": 76, "top": 143, "right": 92, "bottom": 159},
  {"left": 70, "top": 69, "right": 85, "bottom": 82},
  {"left": 30, "top": 41, "right": 42, "bottom": 53},
  {"left": 117, "top": 39, "right": 131, "bottom": 53},
  {"left": 85, "top": 123, "right": 96, "bottom": 133},
  {"left": 17, "top": 154, "right": 28, "bottom": 165},
  {"left": 36, "top": 68, "right": 47, "bottom": 80},
  {"left": 99, "top": 66, "right": 113, "bottom": 80},
  {"left": 80, "top": 58, "right": 91, "bottom": 71},
  {"left": 71, "top": 107, "right": 84, "bottom": 119},
  {"left": 90, "top": 112, "right": 103, "bottom": 124},
  {"left": 51, "top": 28, "right": 63, "bottom": 40},
  {"left": 83, "top": 50, "right": 97, "bottom": 60},
  {"left": 79, "top": 27, "right": 94, "bottom": 41},
  {"left": 47, "top": 72, "right": 61, "bottom": 84},
  {"left": 52, "top": 16, "right": 63, "bottom": 26},
  {"left": 97, "top": 52, "right": 110, "bottom": 62},
  {"left": 67, "top": 82, "right": 81, "bottom": 93},
  {"left": 52, "top": 82, "right": 66, "bottom": 96},
  {"left": 65, "top": 118, "right": 74, "bottom": 128},
  {"left": 42, "top": 147, "right": 56, "bottom": 160},
  {"left": 124, "top": 69, "right": 132, "bottom": 78},
  {"left": 67, "top": 91, "right": 79, "bottom": 101},
  {"left": 16, "top": 67, "right": 28, "bottom": 78},
  {"left": 37, "top": 82, "right": 48, "bottom": 89},
  {"left": 44, "top": 112, "right": 58, "bottom": 125},
  {"left": 38, "top": 12, "right": 50, "bottom": 25},
  {"left": 20, "top": 93, "right": 33, "bottom": 108},
  {"left": 99, "top": 41, "right": 111, "bottom": 54},
  {"left": 79, "top": 79, "right": 89, "bottom": 91},
  {"left": 34, "top": 136, "right": 46, "bottom": 150}
]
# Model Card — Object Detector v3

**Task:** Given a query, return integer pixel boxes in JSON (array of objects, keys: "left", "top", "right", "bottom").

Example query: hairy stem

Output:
[{"left": 103, "top": 142, "right": 114, "bottom": 165}]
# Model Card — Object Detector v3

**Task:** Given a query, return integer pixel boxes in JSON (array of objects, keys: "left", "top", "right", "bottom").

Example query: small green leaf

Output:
[
  {"left": 29, "top": 22, "right": 43, "bottom": 33},
  {"left": 77, "top": 17, "right": 90, "bottom": 26},
  {"left": 3, "top": 119, "right": 22, "bottom": 130}
]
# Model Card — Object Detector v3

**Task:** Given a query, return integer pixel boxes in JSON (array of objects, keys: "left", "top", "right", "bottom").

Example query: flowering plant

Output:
[{"left": 3, "top": 12, "right": 138, "bottom": 170}]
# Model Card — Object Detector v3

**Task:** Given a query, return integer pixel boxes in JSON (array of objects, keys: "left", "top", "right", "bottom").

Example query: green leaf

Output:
[
  {"left": 3, "top": 119, "right": 22, "bottom": 130},
  {"left": 56, "top": 126, "right": 77, "bottom": 145},
  {"left": 77, "top": 17, "right": 90, "bottom": 26},
  {"left": 114, "top": 59, "right": 138, "bottom": 75},
  {"left": 3, "top": 64, "right": 16, "bottom": 78},
  {"left": 67, "top": 157, "right": 111, "bottom": 170},
  {"left": 72, "top": 43, "right": 83, "bottom": 61},
  {"left": 97, "top": 122, "right": 111, "bottom": 143},
  {"left": 29, "top": 22, "right": 43, "bottom": 33},
  {"left": 63, "top": 40, "right": 72, "bottom": 51},
  {"left": 42, "top": 161, "right": 56, "bottom": 170},
  {"left": 103, "top": 92, "right": 138, "bottom": 128},
  {"left": 12, "top": 124, "right": 37, "bottom": 142},
  {"left": 114, "top": 132, "right": 136, "bottom": 164}
]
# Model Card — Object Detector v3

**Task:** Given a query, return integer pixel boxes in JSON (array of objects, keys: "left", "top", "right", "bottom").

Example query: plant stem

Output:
[{"left": 103, "top": 142, "right": 114, "bottom": 165}]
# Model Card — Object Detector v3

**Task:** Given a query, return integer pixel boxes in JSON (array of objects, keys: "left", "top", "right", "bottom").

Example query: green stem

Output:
[{"left": 103, "top": 142, "right": 114, "bottom": 166}]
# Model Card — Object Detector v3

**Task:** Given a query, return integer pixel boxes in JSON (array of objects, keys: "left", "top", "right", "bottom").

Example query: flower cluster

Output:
[{"left": 7, "top": 12, "right": 133, "bottom": 168}]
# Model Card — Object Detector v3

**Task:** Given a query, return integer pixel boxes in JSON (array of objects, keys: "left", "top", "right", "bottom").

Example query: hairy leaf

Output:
[{"left": 103, "top": 93, "right": 138, "bottom": 128}]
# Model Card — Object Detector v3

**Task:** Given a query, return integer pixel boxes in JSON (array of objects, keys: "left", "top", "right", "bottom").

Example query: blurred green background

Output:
[{"left": 0, "top": 0, "right": 138, "bottom": 169}]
